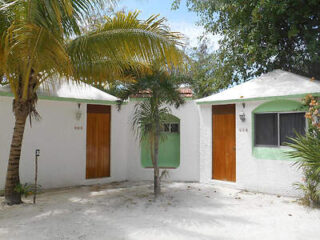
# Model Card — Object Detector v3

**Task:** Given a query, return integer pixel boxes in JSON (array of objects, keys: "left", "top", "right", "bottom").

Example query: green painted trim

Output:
[
  {"left": 0, "top": 91, "right": 13, "bottom": 97},
  {"left": 0, "top": 91, "right": 117, "bottom": 104},
  {"left": 196, "top": 92, "right": 320, "bottom": 105},
  {"left": 141, "top": 133, "right": 180, "bottom": 168},
  {"left": 141, "top": 115, "right": 181, "bottom": 168},
  {"left": 253, "top": 99, "right": 307, "bottom": 112},
  {"left": 252, "top": 99, "right": 305, "bottom": 160},
  {"left": 38, "top": 95, "right": 118, "bottom": 104},
  {"left": 166, "top": 114, "right": 180, "bottom": 122},
  {"left": 252, "top": 147, "right": 295, "bottom": 160}
]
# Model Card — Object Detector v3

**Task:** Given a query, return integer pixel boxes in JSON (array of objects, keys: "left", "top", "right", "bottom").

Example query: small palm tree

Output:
[
  {"left": 0, "top": 0, "right": 184, "bottom": 205},
  {"left": 287, "top": 130, "right": 320, "bottom": 206},
  {"left": 118, "top": 67, "right": 185, "bottom": 197},
  {"left": 287, "top": 95, "right": 320, "bottom": 206}
]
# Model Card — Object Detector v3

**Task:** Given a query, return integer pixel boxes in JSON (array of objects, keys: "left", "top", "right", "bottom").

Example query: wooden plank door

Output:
[
  {"left": 212, "top": 104, "right": 236, "bottom": 182},
  {"left": 86, "top": 104, "right": 111, "bottom": 179}
]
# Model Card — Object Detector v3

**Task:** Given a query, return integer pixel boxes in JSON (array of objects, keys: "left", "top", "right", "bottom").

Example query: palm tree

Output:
[
  {"left": 0, "top": 0, "right": 184, "bottom": 205},
  {"left": 287, "top": 129, "right": 320, "bottom": 205},
  {"left": 286, "top": 95, "right": 320, "bottom": 206},
  {"left": 118, "top": 67, "right": 185, "bottom": 197}
]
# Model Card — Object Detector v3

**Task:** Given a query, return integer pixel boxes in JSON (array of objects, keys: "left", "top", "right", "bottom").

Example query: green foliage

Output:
[
  {"left": 304, "top": 95, "right": 320, "bottom": 130},
  {"left": 0, "top": 76, "right": 8, "bottom": 86},
  {"left": 286, "top": 95, "right": 320, "bottom": 206},
  {"left": 294, "top": 180, "right": 320, "bottom": 207},
  {"left": 132, "top": 100, "right": 173, "bottom": 143},
  {"left": 187, "top": 39, "right": 225, "bottom": 98},
  {"left": 103, "top": 81, "right": 126, "bottom": 97},
  {"left": 68, "top": 11, "right": 185, "bottom": 84},
  {"left": 0, "top": 1, "right": 184, "bottom": 101},
  {"left": 287, "top": 126, "right": 320, "bottom": 207},
  {"left": 14, "top": 183, "right": 41, "bottom": 198},
  {"left": 118, "top": 66, "right": 185, "bottom": 195},
  {"left": 119, "top": 68, "right": 185, "bottom": 141},
  {"left": 118, "top": 66, "right": 185, "bottom": 109},
  {"left": 173, "top": 0, "right": 320, "bottom": 82},
  {"left": 288, "top": 131, "right": 320, "bottom": 179}
]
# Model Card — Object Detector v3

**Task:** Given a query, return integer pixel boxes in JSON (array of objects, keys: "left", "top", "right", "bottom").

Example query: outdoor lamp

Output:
[
  {"left": 239, "top": 111, "right": 246, "bottom": 121},
  {"left": 75, "top": 103, "right": 82, "bottom": 121},
  {"left": 239, "top": 103, "right": 246, "bottom": 122}
]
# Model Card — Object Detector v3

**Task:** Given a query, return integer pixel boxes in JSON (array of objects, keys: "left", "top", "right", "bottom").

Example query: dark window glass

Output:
[
  {"left": 171, "top": 123, "right": 179, "bottom": 133},
  {"left": 255, "top": 113, "right": 278, "bottom": 146},
  {"left": 280, "top": 113, "right": 305, "bottom": 145},
  {"left": 163, "top": 124, "right": 170, "bottom": 132}
]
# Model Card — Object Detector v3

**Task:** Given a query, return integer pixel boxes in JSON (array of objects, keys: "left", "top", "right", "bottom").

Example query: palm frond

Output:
[
  {"left": 3, "top": 22, "right": 72, "bottom": 98},
  {"left": 1, "top": 2, "right": 184, "bottom": 109},
  {"left": 132, "top": 100, "right": 172, "bottom": 142},
  {"left": 287, "top": 130, "right": 320, "bottom": 181},
  {"left": 68, "top": 11, "right": 185, "bottom": 83}
]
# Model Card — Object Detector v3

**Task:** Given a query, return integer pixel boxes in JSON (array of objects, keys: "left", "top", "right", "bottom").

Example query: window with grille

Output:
[{"left": 254, "top": 112, "right": 306, "bottom": 147}]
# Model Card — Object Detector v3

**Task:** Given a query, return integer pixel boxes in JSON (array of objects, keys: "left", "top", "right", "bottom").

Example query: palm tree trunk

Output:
[
  {"left": 153, "top": 120, "right": 161, "bottom": 197},
  {"left": 5, "top": 100, "right": 29, "bottom": 205}
]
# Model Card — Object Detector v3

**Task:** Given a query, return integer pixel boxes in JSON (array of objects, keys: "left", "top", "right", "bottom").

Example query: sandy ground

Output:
[{"left": 0, "top": 181, "right": 319, "bottom": 240}]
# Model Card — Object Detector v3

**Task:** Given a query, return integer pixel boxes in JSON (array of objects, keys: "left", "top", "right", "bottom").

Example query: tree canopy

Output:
[
  {"left": 173, "top": 0, "right": 320, "bottom": 83},
  {"left": 187, "top": 39, "right": 223, "bottom": 98}
]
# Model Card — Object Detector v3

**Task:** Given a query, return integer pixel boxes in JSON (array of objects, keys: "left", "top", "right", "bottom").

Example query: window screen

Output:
[
  {"left": 280, "top": 113, "right": 306, "bottom": 145},
  {"left": 171, "top": 123, "right": 179, "bottom": 133},
  {"left": 255, "top": 113, "right": 278, "bottom": 146},
  {"left": 162, "top": 123, "right": 179, "bottom": 133},
  {"left": 164, "top": 124, "right": 170, "bottom": 132}
]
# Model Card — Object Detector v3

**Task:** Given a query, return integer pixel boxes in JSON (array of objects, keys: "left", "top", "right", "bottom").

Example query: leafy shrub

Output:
[
  {"left": 304, "top": 94, "right": 320, "bottom": 130},
  {"left": 287, "top": 132, "right": 320, "bottom": 207},
  {"left": 287, "top": 95, "right": 320, "bottom": 207},
  {"left": 14, "top": 183, "right": 41, "bottom": 198}
]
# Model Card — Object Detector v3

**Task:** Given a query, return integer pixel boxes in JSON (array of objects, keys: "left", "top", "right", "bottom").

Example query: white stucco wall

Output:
[
  {"left": 198, "top": 100, "right": 303, "bottom": 196},
  {"left": 0, "top": 96, "right": 200, "bottom": 190},
  {"left": 235, "top": 100, "right": 303, "bottom": 196},
  {"left": 117, "top": 100, "right": 200, "bottom": 182},
  {"left": 0, "top": 95, "right": 303, "bottom": 196},
  {"left": 0, "top": 97, "right": 127, "bottom": 190},
  {"left": 198, "top": 105, "right": 212, "bottom": 183}
]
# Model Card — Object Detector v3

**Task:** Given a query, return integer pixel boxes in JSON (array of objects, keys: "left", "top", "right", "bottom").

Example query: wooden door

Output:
[
  {"left": 212, "top": 104, "right": 236, "bottom": 182},
  {"left": 86, "top": 104, "right": 111, "bottom": 179}
]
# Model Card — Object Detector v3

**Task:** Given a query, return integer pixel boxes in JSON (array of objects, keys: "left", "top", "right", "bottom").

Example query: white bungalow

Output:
[
  {"left": 197, "top": 70, "right": 320, "bottom": 196},
  {"left": 0, "top": 83, "right": 199, "bottom": 189},
  {"left": 1, "top": 70, "right": 320, "bottom": 196},
  {"left": 0, "top": 81, "right": 126, "bottom": 188}
]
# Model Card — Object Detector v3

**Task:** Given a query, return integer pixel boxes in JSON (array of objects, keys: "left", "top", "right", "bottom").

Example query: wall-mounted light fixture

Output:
[
  {"left": 75, "top": 103, "right": 82, "bottom": 121},
  {"left": 239, "top": 102, "right": 246, "bottom": 122}
]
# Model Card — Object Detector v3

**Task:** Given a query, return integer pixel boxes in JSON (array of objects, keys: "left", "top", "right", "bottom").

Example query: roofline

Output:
[
  {"left": 196, "top": 92, "right": 320, "bottom": 105},
  {"left": 0, "top": 91, "right": 118, "bottom": 105},
  {"left": 130, "top": 97, "right": 194, "bottom": 101}
]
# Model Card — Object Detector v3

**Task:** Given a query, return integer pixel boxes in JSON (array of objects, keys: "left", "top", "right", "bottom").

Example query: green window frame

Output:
[
  {"left": 252, "top": 100, "right": 307, "bottom": 160},
  {"left": 254, "top": 112, "right": 306, "bottom": 147},
  {"left": 163, "top": 123, "right": 179, "bottom": 133},
  {"left": 141, "top": 116, "right": 180, "bottom": 168}
]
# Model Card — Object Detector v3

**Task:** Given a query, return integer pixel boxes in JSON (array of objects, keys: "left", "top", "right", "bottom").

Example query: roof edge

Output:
[
  {"left": 0, "top": 91, "right": 118, "bottom": 105},
  {"left": 196, "top": 92, "right": 320, "bottom": 105}
]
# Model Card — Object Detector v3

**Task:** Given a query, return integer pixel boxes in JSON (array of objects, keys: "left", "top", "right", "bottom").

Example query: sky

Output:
[{"left": 114, "top": 0, "right": 220, "bottom": 50}]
